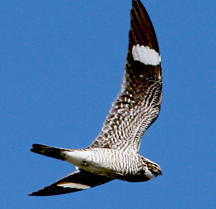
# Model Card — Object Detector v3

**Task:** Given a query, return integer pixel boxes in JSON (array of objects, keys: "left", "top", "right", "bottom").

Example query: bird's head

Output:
[{"left": 141, "top": 157, "right": 162, "bottom": 179}]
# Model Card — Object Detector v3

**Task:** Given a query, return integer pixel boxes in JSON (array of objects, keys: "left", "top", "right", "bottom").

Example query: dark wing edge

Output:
[
  {"left": 89, "top": 0, "right": 162, "bottom": 152},
  {"left": 29, "top": 169, "right": 112, "bottom": 196}
]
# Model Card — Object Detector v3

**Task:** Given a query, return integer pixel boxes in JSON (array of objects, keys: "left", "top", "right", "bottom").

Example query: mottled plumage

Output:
[{"left": 29, "top": 0, "right": 162, "bottom": 196}]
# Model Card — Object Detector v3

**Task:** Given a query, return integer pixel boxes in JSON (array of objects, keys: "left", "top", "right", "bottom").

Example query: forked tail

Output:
[{"left": 30, "top": 144, "right": 71, "bottom": 161}]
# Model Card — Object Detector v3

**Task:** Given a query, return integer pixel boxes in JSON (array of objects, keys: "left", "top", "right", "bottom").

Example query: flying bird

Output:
[{"left": 29, "top": 0, "right": 162, "bottom": 196}]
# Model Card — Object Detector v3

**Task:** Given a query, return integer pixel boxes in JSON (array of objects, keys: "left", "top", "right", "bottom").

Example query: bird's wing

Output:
[
  {"left": 89, "top": 0, "right": 162, "bottom": 152},
  {"left": 29, "top": 169, "right": 112, "bottom": 196}
]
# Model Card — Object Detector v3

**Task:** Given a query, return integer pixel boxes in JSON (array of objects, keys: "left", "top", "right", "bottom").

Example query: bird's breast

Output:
[{"left": 63, "top": 148, "right": 140, "bottom": 177}]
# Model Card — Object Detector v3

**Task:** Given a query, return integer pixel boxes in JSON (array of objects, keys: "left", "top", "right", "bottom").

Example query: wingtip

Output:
[
  {"left": 28, "top": 190, "right": 54, "bottom": 197},
  {"left": 132, "top": 0, "right": 141, "bottom": 6},
  {"left": 28, "top": 191, "right": 39, "bottom": 196}
]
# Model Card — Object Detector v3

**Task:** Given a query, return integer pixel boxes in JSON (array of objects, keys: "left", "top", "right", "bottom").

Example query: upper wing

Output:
[
  {"left": 89, "top": 0, "right": 162, "bottom": 152},
  {"left": 29, "top": 169, "right": 112, "bottom": 196}
]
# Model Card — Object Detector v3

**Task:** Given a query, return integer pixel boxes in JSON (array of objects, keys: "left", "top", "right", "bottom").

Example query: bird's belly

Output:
[{"left": 63, "top": 149, "right": 139, "bottom": 177}]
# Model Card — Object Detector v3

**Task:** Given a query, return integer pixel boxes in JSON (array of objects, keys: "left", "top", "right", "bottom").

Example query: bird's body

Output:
[
  {"left": 29, "top": 0, "right": 163, "bottom": 196},
  {"left": 31, "top": 144, "right": 160, "bottom": 182}
]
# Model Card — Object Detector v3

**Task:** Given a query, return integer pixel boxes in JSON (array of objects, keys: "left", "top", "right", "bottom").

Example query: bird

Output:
[{"left": 29, "top": 0, "right": 162, "bottom": 196}]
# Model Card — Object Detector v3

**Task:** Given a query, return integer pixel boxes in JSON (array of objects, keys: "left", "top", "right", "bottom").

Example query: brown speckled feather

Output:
[{"left": 89, "top": 0, "right": 162, "bottom": 152}]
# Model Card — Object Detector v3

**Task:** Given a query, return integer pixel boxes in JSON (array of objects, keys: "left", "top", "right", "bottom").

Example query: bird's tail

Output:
[{"left": 30, "top": 144, "right": 71, "bottom": 161}]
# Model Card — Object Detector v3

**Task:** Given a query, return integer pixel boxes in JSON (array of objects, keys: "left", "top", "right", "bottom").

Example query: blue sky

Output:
[{"left": 1, "top": 0, "right": 216, "bottom": 208}]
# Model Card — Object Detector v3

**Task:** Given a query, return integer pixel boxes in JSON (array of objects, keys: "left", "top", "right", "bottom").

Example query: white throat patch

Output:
[{"left": 132, "top": 44, "right": 161, "bottom": 66}]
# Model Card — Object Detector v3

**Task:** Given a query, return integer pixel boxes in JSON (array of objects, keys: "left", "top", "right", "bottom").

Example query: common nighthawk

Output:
[{"left": 29, "top": 0, "right": 162, "bottom": 196}]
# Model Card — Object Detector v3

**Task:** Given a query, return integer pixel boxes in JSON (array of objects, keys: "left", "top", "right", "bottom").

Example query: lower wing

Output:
[{"left": 29, "top": 169, "right": 112, "bottom": 196}]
